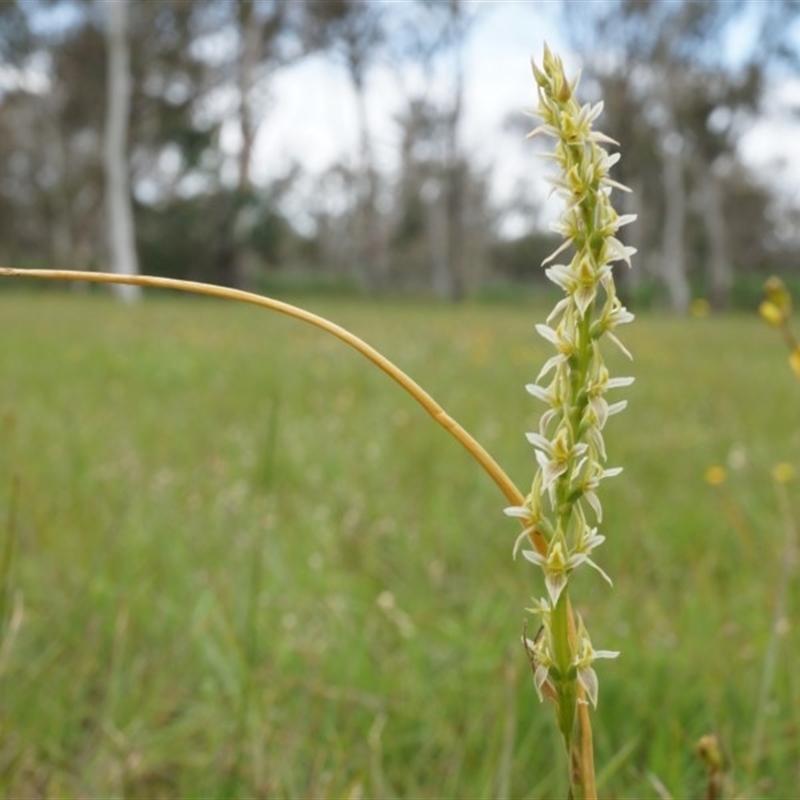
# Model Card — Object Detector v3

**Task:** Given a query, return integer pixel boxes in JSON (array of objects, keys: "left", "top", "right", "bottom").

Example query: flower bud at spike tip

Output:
[{"left": 695, "top": 734, "right": 725, "bottom": 773}]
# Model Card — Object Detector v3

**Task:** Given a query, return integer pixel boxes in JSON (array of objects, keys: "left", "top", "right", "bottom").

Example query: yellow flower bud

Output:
[
  {"left": 759, "top": 300, "right": 785, "bottom": 327},
  {"left": 695, "top": 733, "right": 724, "bottom": 773},
  {"left": 690, "top": 298, "right": 710, "bottom": 318},
  {"left": 772, "top": 463, "right": 795, "bottom": 484},
  {"left": 790, "top": 345, "right": 800, "bottom": 379},
  {"left": 530, "top": 58, "right": 547, "bottom": 89},
  {"left": 764, "top": 276, "right": 792, "bottom": 315},
  {"left": 704, "top": 466, "right": 726, "bottom": 486}
]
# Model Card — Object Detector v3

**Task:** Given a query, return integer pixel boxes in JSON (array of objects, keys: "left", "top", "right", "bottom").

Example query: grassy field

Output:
[{"left": 0, "top": 290, "right": 798, "bottom": 799}]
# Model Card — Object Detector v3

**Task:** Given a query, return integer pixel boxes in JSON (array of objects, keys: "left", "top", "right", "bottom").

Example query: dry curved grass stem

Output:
[{"left": 0, "top": 266, "right": 548, "bottom": 559}]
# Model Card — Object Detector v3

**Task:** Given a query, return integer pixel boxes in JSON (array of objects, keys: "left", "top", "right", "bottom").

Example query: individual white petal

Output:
[
  {"left": 545, "top": 571, "right": 568, "bottom": 606},
  {"left": 568, "top": 66, "right": 583, "bottom": 95},
  {"left": 601, "top": 177, "right": 632, "bottom": 193},
  {"left": 607, "top": 332, "right": 633, "bottom": 360},
  {"left": 542, "top": 238, "right": 573, "bottom": 265},
  {"left": 606, "top": 400, "right": 628, "bottom": 417},
  {"left": 547, "top": 185, "right": 574, "bottom": 204},
  {"left": 587, "top": 425, "right": 607, "bottom": 461},
  {"left": 525, "top": 383, "right": 552, "bottom": 404},
  {"left": 525, "top": 431, "right": 551, "bottom": 450},
  {"left": 572, "top": 442, "right": 589, "bottom": 458},
  {"left": 527, "top": 597, "right": 551, "bottom": 618},
  {"left": 607, "top": 305, "right": 635, "bottom": 327},
  {"left": 532, "top": 151, "right": 561, "bottom": 162},
  {"left": 605, "top": 238, "right": 637, "bottom": 267},
  {"left": 545, "top": 479, "right": 558, "bottom": 509},
  {"left": 584, "top": 489, "right": 603, "bottom": 521},
  {"left": 539, "top": 408, "right": 559, "bottom": 435},
  {"left": 526, "top": 123, "right": 560, "bottom": 140},
  {"left": 512, "top": 527, "right": 536, "bottom": 558},
  {"left": 545, "top": 264, "right": 574, "bottom": 291},
  {"left": 581, "top": 529, "right": 606, "bottom": 550},
  {"left": 536, "top": 452, "right": 568, "bottom": 490},
  {"left": 588, "top": 131, "right": 620, "bottom": 146},
  {"left": 613, "top": 214, "right": 637, "bottom": 229},
  {"left": 573, "top": 283, "right": 597, "bottom": 317},
  {"left": 545, "top": 297, "right": 571, "bottom": 326},
  {"left": 504, "top": 506, "right": 532, "bottom": 519},
  {"left": 534, "top": 323, "right": 559, "bottom": 345},
  {"left": 606, "top": 376, "right": 634, "bottom": 389},
  {"left": 521, "top": 548, "right": 546, "bottom": 568},
  {"left": 537, "top": 353, "right": 566, "bottom": 382},
  {"left": 583, "top": 555, "right": 613, "bottom": 587},
  {"left": 577, "top": 665, "right": 599, "bottom": 708},
  {"left": 601, "top": 466, "right": 623, "bottom": 479},
  {"left": 589, "top": 395, "right": 609, "bottom": 429},
  {"left": 534, "top": 664, "right": 551, "bottom": 702},
  {"left": 584, "top": 100, "right": 604, "bottom": 124}
]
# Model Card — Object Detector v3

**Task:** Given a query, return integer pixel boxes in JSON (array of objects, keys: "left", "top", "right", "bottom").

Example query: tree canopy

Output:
[{"left": 1, "top": 0, "right": 798, "bottom": 306}]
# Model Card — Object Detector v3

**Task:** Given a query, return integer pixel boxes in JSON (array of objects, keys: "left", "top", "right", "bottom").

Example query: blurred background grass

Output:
[{"left": 0, "top": 292, "right": 798, "bottom": 798}]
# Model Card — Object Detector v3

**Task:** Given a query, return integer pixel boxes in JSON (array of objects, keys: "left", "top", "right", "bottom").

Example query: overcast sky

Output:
[
  {"left": 245, "top": 2, "right": 567, "bottom": 234},
  {"left": 241, "top": 1, "right": 800, "bottom": 237},
  {"left": 6, "top": 1, "right": 797, "bottom": 236}
]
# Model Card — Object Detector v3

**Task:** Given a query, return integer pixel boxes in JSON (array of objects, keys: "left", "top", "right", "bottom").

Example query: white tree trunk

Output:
[
  {"left": 441, "top": 63, "right": 466, "bottom": 301},
  {"left": 104, "top": 0, "right": 141, "bottom": 303},
  {"left": 701, "top": 164, "right": 731, "bottom": 308},
  {"left": 236, "top": 0, "right": 259, "bottom": 194},
  {"left": 659, "top": 136, "right": 690, "bottom": 313},
  {"left": 428, "top": 186, "right": 449, "bottom": 298},
  {"left": 350, "top": 72, "right": 385, "bottom": 293}
]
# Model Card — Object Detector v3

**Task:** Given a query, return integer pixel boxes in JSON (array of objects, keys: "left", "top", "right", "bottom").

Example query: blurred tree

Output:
[
  {"left": 3, "top": 0, "right": 797, "bottom": 300},
  {"left": 305, "top": 162, "right": 362, "bottom": 283},
  {"left": 136, "top": 164, "right": 300, "bottom": 285},
  {"left": 389, "top": 0, "right": 484, "bottom": 300},
  {"left": 127, "top": 0, "right": 220, "bottom": 200},
  {"left": 103, "top": 0, "right": 140, "bottom": 302},
  {"left": 433, "top": 0, "right": 469, "bottom": 301},
  {"left": 305, "top": 0, "right": 387, "bottom": 292},
  {"left": 0, "top": 0, "right": 308, "bottom": 288},
  {"left": 0, "top": 0, "right": 33, "bottom": 65},
  {"left": 563, "top": 0, "right": 800, "bottom": 310},
  {"left": 391, "top": 98, "right": 436, "bottom": 288},
  {"left": 0, "top": 0, "right": 107, "bottom": 275},
  {"left": 227, "top": 0, "right": 304, "bottom": 287},
  {"left": 390, "top": 96, "right": 494, "bottom": 294}
]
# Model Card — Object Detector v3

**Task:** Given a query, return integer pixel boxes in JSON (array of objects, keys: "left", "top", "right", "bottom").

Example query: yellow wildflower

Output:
[
  {"left": 759, "top": 300, "right": 785, "bottom": 328},
  {"left": 704, "top": 466, "right": 727, "bottom": 486},
  {"left": 764, "top": 276, "right": 792, "bottom": 316},
  {"left": 790, "top": 345, "right": 800, "bottom": 379},
  {"left": 772, "top": 463, "right": 795, "bottom": 484}
]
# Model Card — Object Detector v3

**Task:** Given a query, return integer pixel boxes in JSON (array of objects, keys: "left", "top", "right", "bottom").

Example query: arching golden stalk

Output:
[{"left": 0, "top": 265, "right": 547, "bottom": 559}]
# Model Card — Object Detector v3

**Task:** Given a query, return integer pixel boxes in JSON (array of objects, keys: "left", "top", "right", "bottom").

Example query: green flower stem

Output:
[
  {"left": 516, "top": 45, "right": 637, "bottom": 800},
  {"left": 552, "top": 591, "right": 577, "bottom": 742},
  {"left": 553, "top": 308, "right": 594, "bottom": 785},
  {"left": 551, "top": 284, "right": 595, "bottom": 720}
]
